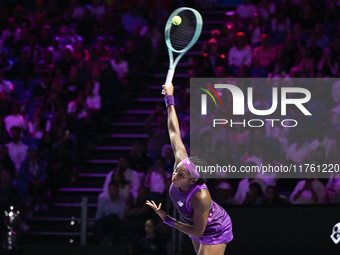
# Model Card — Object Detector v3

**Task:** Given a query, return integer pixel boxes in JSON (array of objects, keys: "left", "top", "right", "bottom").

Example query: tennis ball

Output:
[{"left": 172, "top": 15, "right": 182, "bottom": 25}]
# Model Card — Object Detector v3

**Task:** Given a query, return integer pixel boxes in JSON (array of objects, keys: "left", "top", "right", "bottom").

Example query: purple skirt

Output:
[{"left": 187, "top": 202, "right": 233, "bottom": 245}]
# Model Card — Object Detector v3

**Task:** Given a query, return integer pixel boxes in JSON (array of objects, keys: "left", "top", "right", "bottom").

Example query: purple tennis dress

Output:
[{"left": 169, "top": 182, "right": 233, "bottom": 245}]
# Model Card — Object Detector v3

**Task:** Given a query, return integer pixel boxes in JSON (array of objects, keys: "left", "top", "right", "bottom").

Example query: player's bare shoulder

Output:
[{"left": 190, "top": 188, "right": 211, "bottom": 210}]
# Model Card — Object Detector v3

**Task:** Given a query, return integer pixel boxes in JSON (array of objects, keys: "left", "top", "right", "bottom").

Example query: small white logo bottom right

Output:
[{"left": 331, "top": 222, "right": 340, "bottom": 244}]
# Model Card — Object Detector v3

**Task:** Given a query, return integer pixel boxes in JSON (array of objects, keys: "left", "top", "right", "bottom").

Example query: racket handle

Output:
[
  {"left": 165, "top": 68, "right": 175, "bottom": 86},
  {"left": 163, "top": 68, "right": 174, "bottom": 95}
]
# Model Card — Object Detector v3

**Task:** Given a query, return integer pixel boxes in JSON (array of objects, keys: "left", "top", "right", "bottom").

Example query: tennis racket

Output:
[{"left": 163, "top": 7, "right": 203, "bottom": 93}]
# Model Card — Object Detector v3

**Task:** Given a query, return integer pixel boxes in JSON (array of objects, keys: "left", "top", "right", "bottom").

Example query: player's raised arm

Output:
[{"left": 162, "top": 84, "right": 188, "bottom": 167}]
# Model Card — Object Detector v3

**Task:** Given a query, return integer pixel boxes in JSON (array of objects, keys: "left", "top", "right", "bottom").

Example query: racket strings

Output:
[{"left": 170, "top": 10, "right": 197, "bottom": 51}]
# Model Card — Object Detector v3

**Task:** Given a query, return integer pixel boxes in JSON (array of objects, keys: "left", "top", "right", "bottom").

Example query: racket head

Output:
[{"left": 164, "top": 7, "right": 203, "bottom": 62}]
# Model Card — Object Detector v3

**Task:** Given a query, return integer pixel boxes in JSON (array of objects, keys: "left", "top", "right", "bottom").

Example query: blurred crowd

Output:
[
  {"left": 0, "top": 0, "right": 169, "bottom": 250},
  {"left": 0, "top": 0, "right": 168, "bottom": 202}
]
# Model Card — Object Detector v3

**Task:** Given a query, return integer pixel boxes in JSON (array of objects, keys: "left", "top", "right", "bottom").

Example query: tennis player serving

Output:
[{"left": 146, "top": 83, "right": 233, "bottom": 255}]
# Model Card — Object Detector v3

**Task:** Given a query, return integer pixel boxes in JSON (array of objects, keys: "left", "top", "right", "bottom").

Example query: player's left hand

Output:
[{"left": 145, "top": 200, "right": 166, "bottom": 220}]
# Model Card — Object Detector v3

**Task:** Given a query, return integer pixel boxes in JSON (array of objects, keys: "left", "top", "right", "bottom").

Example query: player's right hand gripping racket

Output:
[{"left": 163, "top": 7, "right": 203, "bottom": 93}]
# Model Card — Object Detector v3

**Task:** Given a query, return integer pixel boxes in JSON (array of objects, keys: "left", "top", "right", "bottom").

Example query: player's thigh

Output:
[
  {"left": 198, "top": 243, "right": 227, "bottom": 255},
  {"left": 191, "top": 238, "right": 200, "bottom": 254}
]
